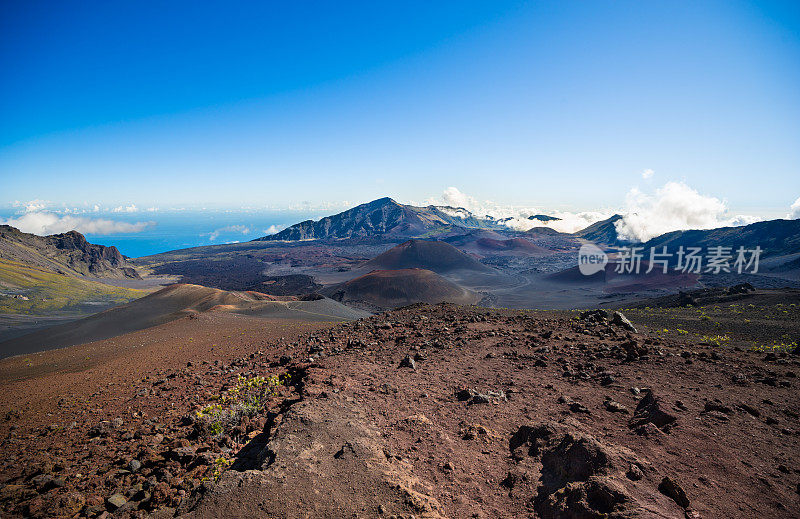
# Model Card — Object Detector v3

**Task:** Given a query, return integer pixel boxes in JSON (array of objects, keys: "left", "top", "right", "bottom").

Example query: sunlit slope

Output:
[{"left": 0, "top": 259, "right": 147, "bottom": 314}]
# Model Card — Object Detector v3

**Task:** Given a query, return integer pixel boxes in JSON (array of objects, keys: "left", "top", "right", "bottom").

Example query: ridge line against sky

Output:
[
  {"left": 3, "top": 182, "right": 799, "bottom": 242},
  {"left": 1, "top": 1, "right": 799, "bottom": 215}
]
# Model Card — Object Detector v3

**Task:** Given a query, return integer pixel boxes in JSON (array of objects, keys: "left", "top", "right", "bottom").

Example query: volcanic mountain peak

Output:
[
  {"left": 0, "top": 224, "right": 139, "bottom": 279},
  {"left": 255, "top": 197, "right": 500, "bottom": 242},
  {"left": 528, "top": 214, "right": 561, "bottom": 222},
  {"left": 573, "top": 214, "right": 624, "bottom": 244},
  {"left": 640, "top": 218, "right": 800, "bottom": 257},
  {"left": 364, "top": 239, "right": 491, "bottom": 273},
  {"left": 572, "top": 215, "right": 800, "bottom": 256}
]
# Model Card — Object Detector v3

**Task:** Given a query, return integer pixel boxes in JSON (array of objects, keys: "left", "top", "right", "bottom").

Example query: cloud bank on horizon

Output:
[
  {"left": 1, "top": 211, "right": 153, "bottom": 236},
  {"left": 614, "top": 182, "right": 763, "bottom": 242},
  {"left": 790, "top": 197, "right": 800, "bottom": 220},
  {"left": 207, "top": 224, "right": 251, "bottom": 242},
  {"left": 425, "top": 182, "right": 786, "bottom": 242},
  {"left": 3, "top": 200, "right": 156, "bottom": 235},
  {"left": 3, "top": 184, "right": 798, "bottom": 241},
  {"left": 424, "top": 187, "right": 611, "bottom": 234}
]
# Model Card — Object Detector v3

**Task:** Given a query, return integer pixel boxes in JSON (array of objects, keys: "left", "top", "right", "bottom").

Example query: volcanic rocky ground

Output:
[{"left": 0, "top": 305, "right": 798, "bottom": 518}]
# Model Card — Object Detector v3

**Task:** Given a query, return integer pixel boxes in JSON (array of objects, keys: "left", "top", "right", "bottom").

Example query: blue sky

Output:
[{"left": 1, "top": 0, "right": 799, "bottom": 217}]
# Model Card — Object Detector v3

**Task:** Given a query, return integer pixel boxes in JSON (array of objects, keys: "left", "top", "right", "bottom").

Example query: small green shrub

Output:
[
  {"left": 702, "top": 334, "right": 730, "bottom": 347},
  {"left": 195, "top": 373, "right": 288, "bottom": 438},
  {"left": 202, "top": 457, "right": 232, "bottom": 483}
]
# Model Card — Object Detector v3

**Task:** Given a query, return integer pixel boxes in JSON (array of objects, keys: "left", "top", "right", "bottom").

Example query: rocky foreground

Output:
[{"left": 1, "top": 305, "right": 798, "bottom": 518}]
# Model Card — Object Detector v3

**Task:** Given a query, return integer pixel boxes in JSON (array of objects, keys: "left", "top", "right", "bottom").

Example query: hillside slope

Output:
[
  {"left": 0, "top": 225, "right": 140, "bottom": 279},
  {"left": 256, "top": 197, "right": 499, "bottom": 241},
  {"left": 0, "top": 284, "right": 368, "bottom": 357},
  {"left": 640, "top": 218, "right": 800, "bottom": 257},
  {"left": 572, "top": 214, "right": 624, "bottom": 244},
  {"left": 364, "top": 239, "right": 491, "bottom": 273},
  {"left": 0, "top": 258, "right": 146, "bottom": 315},
  {"left": 2, "top": 304, "right": 796, "bottom": 518},
  {"left": 325, "top": 268, "right": 480, "bottom": 309}
]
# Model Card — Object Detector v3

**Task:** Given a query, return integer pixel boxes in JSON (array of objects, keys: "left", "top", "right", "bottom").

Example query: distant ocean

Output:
[{"left": 0, "top": 210, "right": 318, "bottom": 258}]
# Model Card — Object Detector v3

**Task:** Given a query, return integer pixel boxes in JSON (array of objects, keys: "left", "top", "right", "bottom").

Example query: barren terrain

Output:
[{"left": 1, "top": 301, "right": 798, "bottom": 518}]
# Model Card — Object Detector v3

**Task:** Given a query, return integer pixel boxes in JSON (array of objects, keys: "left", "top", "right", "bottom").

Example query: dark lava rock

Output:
[
  {"left": 703, "top": 400, "right": 733, "bottom": 414},
  {"left": 533, "top": 433, "right": 631, "bottom": 518},
  {"left": 106, "top": 493, "right": 127, "bottom": 510},
  {"left": 399, "top": 356, "right": 416, "bottom": 369},
  {"left": 456, "top": 388, "right": 474, "bottom": 401},
  {"left": 727, "top": 282, "right": 754, "bottom": 295},
  {"left": 737, "top": 403, "right": 760, "bottom": 417},
  {"left": 658, "top": 476, "right": 690, "bottom": 508},
  {"left": 600, "top": 374, "right": 616, "bottom": 386},
  {"left": 580, "top": 309, "right": 609, "bottom": 322},
  {"left": 87, "top": 421, "right": 111, "bottom": 438},
  {"left": 604, "top": 400, "right": 629, "bottom": 414},
  {"left": 611, "top": 312, "right": 637, "bottom": 333},
  {"left": 509, "top": 423, "right": 559, "bottom": 460},
  {"left": 31, "top": 474, "right": 58, "bottom": 492},
  {"left": 629, "top": 391, "right": 677, "bottom": 432},
  {"left": 471, "top": 393, "right": 491, "bottom": 405},
  {"left": 626, "top": 464, "right": 644, "bottom": 481},
  {"left": 569, "top": 402, "right": 591, "bottom": 414},
  {"left": 621, "top": 340, "right": 648, "bottom": 361}
]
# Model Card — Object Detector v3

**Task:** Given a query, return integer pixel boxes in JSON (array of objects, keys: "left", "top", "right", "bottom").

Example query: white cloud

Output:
[
  {"left": 615, "top": 182, "right": 761, "bottom": 242},
  {"left": 789, "top": 197, "right": 800, "bottom": 219},
  {"left": 527, "top": 211, "right": 612, "bottom": 233},
  {"left": 287, "top": 200, "right": 352, "bottom": 211},
  {"left": 422, "top": 184, "right": 764, "bottom": 241},
  {"left": 2, "top": 211, "right": 154, "bottom": 235},
  {"left": 112, "top": 204, "right": 139, "bottom": 213},
  {"left": 641, "top": 168, "right": 654, "bottom": 179},
  {"left": 437, "top": 186, "right": 481, "bottom": 211},
  {"left": 263, "top": 224, "right": 282, "bottom": 235},
  {"left": 423, "top": 187, "right": 610, "bottom": 234},
  {"left": 12, "top": 199, "right": 49, "bottom": 212},
  {"left": 207, "top": 224, "right": 251, "bottom": 242}
]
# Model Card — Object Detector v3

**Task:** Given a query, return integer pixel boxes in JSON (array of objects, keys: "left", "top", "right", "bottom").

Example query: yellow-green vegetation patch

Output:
[
  {"left": 202, "top": 457, "right": 233, "bottom": 483},
  {"left": 749, "top": 341, "right": 797, "bottom": 353},
  {"left": 702, "top": 334, "right": 730, "bottom": 347},
  {"left": 0, "top": 258, "right": 147, "bottom": 314},
  {"left": 195, "top": 373, "right": 289, "bottom": 438},
  {"left": 625, "top": 298, "right": 800, "bottom": 351}
]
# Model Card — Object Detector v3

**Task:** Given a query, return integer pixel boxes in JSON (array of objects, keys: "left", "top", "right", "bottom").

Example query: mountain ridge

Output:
[
  {"left": 0, "top": 225, "right": 140, "bottom": 279},
  {"left": 255, "top": 197, "right": 500, "bottom": 242},
  {"left": 572, "top": 214, "right": 624, "bottom": 244},
  {"left": 640, "top": 218, "right": 800, "bottom": 257}
]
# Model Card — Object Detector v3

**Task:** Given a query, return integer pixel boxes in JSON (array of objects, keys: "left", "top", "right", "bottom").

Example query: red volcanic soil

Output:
[
  {"left": 0, "top": 305, "right": 798, "bottom": 518},
  {"left": 0, "top": 284, "right": 364, "bottom": 357},
  {"left": 327, "top": 268, "right": 481, "bottom": 310},
  {"left": 0, "top": 305, "right": 800, "bottom": 518},
  {"left": 364, "top": 239, "right": 490, "bottom": 273},
  {"left": 0, "top": 312, "right": 337, "bottom": 517}
]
